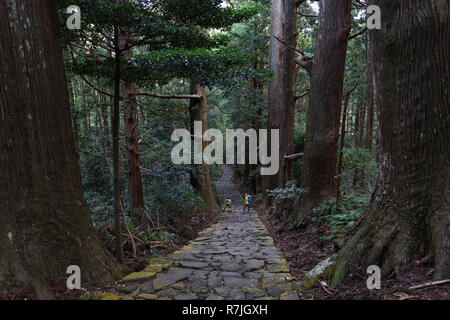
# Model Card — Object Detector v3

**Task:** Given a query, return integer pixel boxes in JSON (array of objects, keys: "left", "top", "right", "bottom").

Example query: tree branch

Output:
[
  {"left": 79, "top": 74, "right": 118, "bottom": 99},
  {"left": 348, "top": 27, "right": 367, "bottom": 41},
  {"left": 295, "top": 89, "right": 310, "bottom": 100},
  {"left": 295, "top": 52, "right": 313, "bottom": 74},
  {"left": 273, "top": 34, "right": 313, "bottom": 74},
  {"left": 284, "top": 153, "right": 304, "bottom": 160},
  {"left": 408, "top": 279, "right": 450, "bottom": 290},
  {"left": 135, "top": 92, "right": 201, "bottom": 99}
]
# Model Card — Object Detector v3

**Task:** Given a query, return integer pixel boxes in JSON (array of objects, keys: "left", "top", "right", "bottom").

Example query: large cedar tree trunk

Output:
[
  {"left": 365, "top": 34, "right": 375, "bottom": 152},
  {"left": 332, "top": 0, "right": 449, "bottom": 285},
  {"left": 121, "top": 33, "right": 145, "bottom": 222},
  {"left": 279, "top": 0, "right": 297, "bottom": 186},
  {"left": 0, "top": 0, "right": 123, "bottom": 298},
  {"left": 112, "top": 25, "right": 124, "bottom": 262},
  {"left": 263, "top": 0, "right": 284, "bottom": 193},
  {"left": 123, "top": 81, "right": 145, "bottom": 221},
  {"left": 189, "top": 83, "right": 220, "bottom": 211},
  {"left": 293, "top": 0, "right": 351, "bottom": 220}
]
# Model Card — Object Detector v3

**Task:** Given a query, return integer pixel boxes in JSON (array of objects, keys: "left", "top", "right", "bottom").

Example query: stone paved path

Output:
[{"left": 92, "top": 166, "right": 299, "bottom": 300}]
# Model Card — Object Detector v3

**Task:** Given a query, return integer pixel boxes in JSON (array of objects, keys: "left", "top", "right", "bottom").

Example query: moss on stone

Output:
[
  {"left": 171, "top": 282, "right": 186, "bottom": 290},
  {"left": 181, "top": 244, "right": 194, "bottom": 251},
  {"left": 301, "top": 254, "right": 336, "bottom": 289},
  {"left": 122, "top": 271, "right": 157, "bottom": 282},
  {"left": 116, "top": 285, "right": 135, "bottom": 294},
  {"left": 144, "top": 264, "right": 164, "bottom": 273},
  {"left": 91, "top": 292, "right": 124, "bottom": 300},
  {"left": 136, "top": 293, "right": 158, "bottom": 300}
]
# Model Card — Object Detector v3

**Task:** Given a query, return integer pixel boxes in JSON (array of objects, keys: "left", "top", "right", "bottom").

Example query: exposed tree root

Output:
[{"left": 331, "top": 187, "right": 450, "bottom": 287}]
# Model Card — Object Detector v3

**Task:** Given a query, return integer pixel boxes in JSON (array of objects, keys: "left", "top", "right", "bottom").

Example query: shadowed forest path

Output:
[{"left": 92, "top": 166, "right": 299, "bottom": 300}]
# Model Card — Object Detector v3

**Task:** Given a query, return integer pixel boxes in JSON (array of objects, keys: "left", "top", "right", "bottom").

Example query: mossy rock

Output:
[
  {"left": 122, "top": 271, "right": 157, "bottom": 283},
  {"left": 293, "top": 281, "right": 307, "bottom": 292},
  {"left": 136, "top": 293, "right": 158, "bottom": 300},
  {"left": 301, "top": 254, "right": 336, "bottom": 289},
  {"left": 280, "top": 291, "right": 299, "bottom": 300},
  {"left": 80, "top": 291, "right": 91, "bottom": 300},
  {"left": 170, "top": 282, "right": 186, "bottom": 290},
  {"left": 242, "top": 287, "right": 266, "bottom": 298},
  {"left": 91, "top": 292, "right": 126, "bottom": 300},
  {"left": 144, "top": 264, "right": 164, "bottom": 273},
  {"left": 148, "top": 257, "right": 174, "bottom": 270},
  {"left": 149, "top": 257, "right": 173, "bottom": 265},
  {"left": 266, "top": 263, "right": 290, "bottom": 273},
  {"left": 181, "top": 244, "right": 194, "bottom": 251},
  {"left": 116, "top": 284, "right": 135, "bottom": 294}
]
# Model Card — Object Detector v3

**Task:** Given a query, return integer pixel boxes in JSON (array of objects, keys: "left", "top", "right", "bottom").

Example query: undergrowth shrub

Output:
[
  {"left": 267, "top": 181, "right": 305, "bottom": 205},
  {"left": 312, "top": 193, "right": 370, "bottom": 240}
]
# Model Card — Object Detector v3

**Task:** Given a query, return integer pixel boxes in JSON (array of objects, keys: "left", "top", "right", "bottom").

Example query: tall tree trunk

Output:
[
  {"left": 0, "top": 0, "right": 123, "bottom": 299},
  {"left": 332, "top": 0, "right": 449, "bottom": 285},
  {"left": 263, "top": 0, "right": 284, "bottom": 193},
  {"left": 101, "top": 94, "right": 109, "bottom": 137},
  {"left": 82, "top": 87, "right": 88, "bottom": 136},
  {"left": 121, "top": 32, "right": 145, "bottom": 223},
  {"left": 356, "top": 101, "right": 367, "bottom": 188},
  {"left": 336, "top": 83, "right": 358, "bottom": 212},
  {"left": 122, "top": 80, "right": 145, "bottom": 221},
  {"left": 293, "top": 0, "right": 352, "bottom": 220},
  {"left": 279, "top": 0, "right": 297, "bottom": 187},
  {"left": 68, "top": 80, "right": 79, "bottom": 150},
  {"left": 365, "top": 34, "right": 375, "bottom": 151},
  {"left": 189, "top": 83, "right": 220, "bottom": 211},
  {"left": 250, "top": 22, "right": 263, "bottom": 195},
  {"left": 353, "top": 101, "right": 361, "bottom": 188},
  {"left": 112, "top": 24, "right": 124, "bottom": 262}
]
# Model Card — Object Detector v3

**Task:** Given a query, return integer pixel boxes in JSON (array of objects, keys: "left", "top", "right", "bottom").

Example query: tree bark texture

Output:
[
  {"left": 189, "top": 83, "right": 220, "bottom": 211},
  {"left": 0, "top": 0, "right": 123, "bottom": 298},
  {"left": 264, "top": 0, "right": 284, "bottom": 192},
  {"left": 332, "top": 0, "right": 449, "bottom": 285},
  {"left": 294, "top": 0, "right": 352, "bottom": 220}
]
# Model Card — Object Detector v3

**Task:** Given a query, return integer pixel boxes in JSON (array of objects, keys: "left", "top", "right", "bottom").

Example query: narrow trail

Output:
[{"left": 93, "top": 166, "right": 299, "bottom": 300}]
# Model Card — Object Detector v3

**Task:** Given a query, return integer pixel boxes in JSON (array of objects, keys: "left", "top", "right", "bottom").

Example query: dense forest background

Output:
[
  {"left": 0, "top": 0, "right": 448, "bottom": 300},
  {"left": 65, "top": 0, "right": 376, "bottom": 259}
]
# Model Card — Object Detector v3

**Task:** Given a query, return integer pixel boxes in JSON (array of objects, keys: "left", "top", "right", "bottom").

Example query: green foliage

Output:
[
  {"left": 157, "top": 0, "right": 258, "bottom": 29},
  {"left": 58, "top": 0, "right": 248, "bottom": 47},
  {"left": 311, "top": 193, "right": 370, "bottom": 240},
  {"left": 128, "top": 48, "right": 269, "bottom": 87},
  {"left": 293, "top": 120, "right": 306, "bottom": 179},
  {"left": 267, "top": 181, "right": 305, "bottom": 205},
  {"left": 340, "top": 143, "right": 378, "bottom": 192},
  {"left": 78, "top": 128, "right": 114, "bottom": 228},
  {"left": 61, "top": 0, "right": 266, "bottom": 103},
  {"left": 144, "top": 230, "right": 176, "bottom": 242},
  {"left": 84, "top": 189, "right": 114, "bottom": 228},
  {"left": 73, "top": 93, "right": 203, "bottom": 228},
  {"left": 145, "top": 165, "right": 203, "bottom": 221}
]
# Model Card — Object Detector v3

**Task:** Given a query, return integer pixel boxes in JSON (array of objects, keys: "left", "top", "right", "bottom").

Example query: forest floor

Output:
[
  {"left": 0, "top": 201, "right": 220, "bottom": 300},
  {"left": 259, "top": 207, "right": 450, "bottom": 300}
]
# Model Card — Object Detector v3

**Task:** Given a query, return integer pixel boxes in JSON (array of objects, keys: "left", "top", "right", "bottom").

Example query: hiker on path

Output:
[
  {"left": 225, "top": 197, "right": 232, "bottom": 212},
  {"left": 243, "top": 193, "right": 251, "bottom": 213}
]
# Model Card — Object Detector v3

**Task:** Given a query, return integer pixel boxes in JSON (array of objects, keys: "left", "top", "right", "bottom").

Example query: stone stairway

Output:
[
  {"left": 91, "top": 166, "right": 299, "bottom": 300},
  {"left": 215, "top": 165, "right": 246, "bottom": 211}
]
